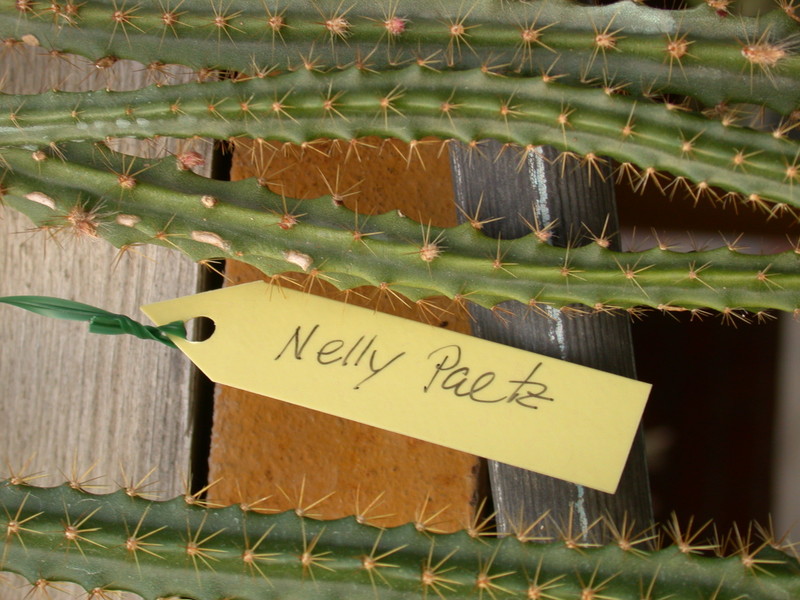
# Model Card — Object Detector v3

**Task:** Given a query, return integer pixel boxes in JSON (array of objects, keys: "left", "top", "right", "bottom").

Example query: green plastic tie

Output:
[{"left": 0, "top": 296, "right": 185, "bottom": 348}]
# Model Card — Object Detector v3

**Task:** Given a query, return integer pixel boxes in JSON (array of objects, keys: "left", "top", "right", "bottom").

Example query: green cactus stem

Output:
[
  {"left": 2, "top": 142, "right": 799, "bottom": 316},
  {"left": 3, "top": 0, "right": 800, "bottom": 113},
  {"left": 0, "top": 479, "right": 798, "bottom": 600},
  {"left": 2, "top": 67, "right": 799, "bottom": 209}
]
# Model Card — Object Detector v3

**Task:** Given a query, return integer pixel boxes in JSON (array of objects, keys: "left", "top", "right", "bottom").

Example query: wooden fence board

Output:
[
  {"left": 0, "top": 47, "right": 205, "bottom": 561},
  {"left": 449, "top": 142, "right": 654, "bottom": 541}
]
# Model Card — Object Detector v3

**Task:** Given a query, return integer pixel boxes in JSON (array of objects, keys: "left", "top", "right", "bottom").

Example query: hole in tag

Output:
[{"left": 185, "top": 316, "right": 216, "bottom": 343}]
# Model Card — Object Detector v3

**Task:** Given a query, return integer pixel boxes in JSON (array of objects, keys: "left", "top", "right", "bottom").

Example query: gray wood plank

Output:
[
  {"left": 0, "top": 47, "right": 205, "bottom": 579},
  {"left": 449, "top": 141, "right": 653, "bottom": 544}
]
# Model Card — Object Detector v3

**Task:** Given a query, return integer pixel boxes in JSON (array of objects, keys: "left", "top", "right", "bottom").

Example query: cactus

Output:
[
  {"left": 3, "top": 0, "right": 800, "bottom": 110},
  {"left": 2, "top": 67, "right": 799, "bottom": 207},
  {"left": 0, "top": 479, "right": 798, "bottom": 600},
  {"left": 2, "top": 141, "right": 799, "bottom": 314},
  {"left": 1, "top": 1, "right": 800, "bottom": 598},
  {"left": 1, "top": 0, "right": 800, "bottom": 317}
]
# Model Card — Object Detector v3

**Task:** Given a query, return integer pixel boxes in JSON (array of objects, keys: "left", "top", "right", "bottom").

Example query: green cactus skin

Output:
[
  {"left": 3, "top": 0, "right": 800, "bottom": 113},
  {"left": 2, "top": 67, "right": 799, "bottom": 208},
  {"left": 2, "top": 142, "right": 799, "bottom": 315},
  {"left": 2, "top": 0, "right": 800, "bottom": 318},
  {"left": 1, "top": 480, "right": 798, "bottom": 600}
]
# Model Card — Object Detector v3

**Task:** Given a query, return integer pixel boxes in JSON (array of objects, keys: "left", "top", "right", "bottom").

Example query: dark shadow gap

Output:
[{"left": 188, "top": 139, "right": 231, "bottom": 497}]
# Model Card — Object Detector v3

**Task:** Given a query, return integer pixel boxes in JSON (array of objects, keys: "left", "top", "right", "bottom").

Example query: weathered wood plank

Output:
[
  {"left": 0, "top": 51, "right": 204, "bottom": 503},
  {"left": 449, "top": 141, "right": 653, "bottom": 542},
  {"left": 0, "top": 48, "right": 210, "bottom": 599}
]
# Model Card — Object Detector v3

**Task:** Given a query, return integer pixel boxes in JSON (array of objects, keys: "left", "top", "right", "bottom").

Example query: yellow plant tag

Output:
[{"left": 142, "top": 282, "right": 650, "bottom": 493}]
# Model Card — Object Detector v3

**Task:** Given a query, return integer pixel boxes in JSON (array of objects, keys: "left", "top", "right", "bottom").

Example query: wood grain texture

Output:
[
  {"left": 0, "top": 49, "right": 205, "bottom": 517},
  {"left": 449, "top": 141, "right": 653, "bottom": 543}
]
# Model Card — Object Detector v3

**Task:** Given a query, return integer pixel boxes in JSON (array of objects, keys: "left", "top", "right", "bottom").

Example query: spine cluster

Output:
[
  {"left": 2, "top": 142, "right": 799, "bottom": 317},
  {"left": 1, "top": 480, "right": 798, "bottom": 600},
  {"left": 1, "top": 68, "right": 799, "bottom": 207},
  {"left": 1, "top": 0, "right": 800, "bottom": 317},
  {"left": 2, "top": 0, "right": 799, "bottom": 109}
]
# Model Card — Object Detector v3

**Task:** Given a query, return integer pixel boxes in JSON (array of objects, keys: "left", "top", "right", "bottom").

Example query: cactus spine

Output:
[
  {"left": 3, "top": 0, "right": 799, "bottom": 110},
  {"left": 2, "top": 68, "right": 798, "bottom": 206},
  {"left": 2, "top": 0, "right": 800, "bottom": 316},
  {"left": 3, "top": 142, "right": 799, "bottom": 314},
  {"left": 1, "top": 480, "right": 799, "bottom": 600}
]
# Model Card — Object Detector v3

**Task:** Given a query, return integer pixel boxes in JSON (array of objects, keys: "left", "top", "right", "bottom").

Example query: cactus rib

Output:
[
  {"left": 2, "top": 0, "right": 800, "bottom": 112},
  {"left": 2, "top": 142, "right": 799, "bottom": 314},
  {"left": 2, "top": 67, "right": 799, "bottom": 208},
  {"left": 1, "top": 480, "right": 798, "bottom": 600}
]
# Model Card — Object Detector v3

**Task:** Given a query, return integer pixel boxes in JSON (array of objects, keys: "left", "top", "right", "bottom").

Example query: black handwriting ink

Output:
[
  {"left": 506, "top": 363, "right": 553, "bottom": 409},
  {"left": 274, "top": 324, "right": 319, "bottom": 361},
  {"left": 424, "top": 345, "right": 462, "bottom": 392},
  {"left": 317, "top": 339, "right": 345, "bottom": 365},
  {"left": 354, "top": 350, "right": 406, "bottom": 389},
  {"left": 275, "top": 324, "right": 404, "bottom": 389}
]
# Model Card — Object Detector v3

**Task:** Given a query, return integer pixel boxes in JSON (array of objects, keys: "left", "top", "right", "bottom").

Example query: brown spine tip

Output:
[
  {"left": 94, "top": 56, "right": 118, "bottom": 70},
  {"left": 176, "top": 151, "right": 205, "bottom": 171},
  {"left": 278, "top": 213, "right": 299, "bottom": 230},
  {"left": 117, "top": 174, "right": 137, "bottom": 190},
  {"left": 419, "top": 243, "right": 442, "bottom": 262},
  {"left": 67, "top": 205, "right": 100, "bottom": 238},
  {"left": 268, "top": 14, "right": 285, "bottom": 32},
  {"left": 666, "top": 36, "right": 691, "bottom": 60},
  {"left": 15, "top": 0, "right": 34, "bottom": 13},
  {"left": 741, "top": 41, "right": 787, "bottom": 68},
  {"left": 384, "top": 16, "right": 407, "bottom": 36},
  {"left": 325, "top": 16, "right": 351, "bottom": 38}
]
